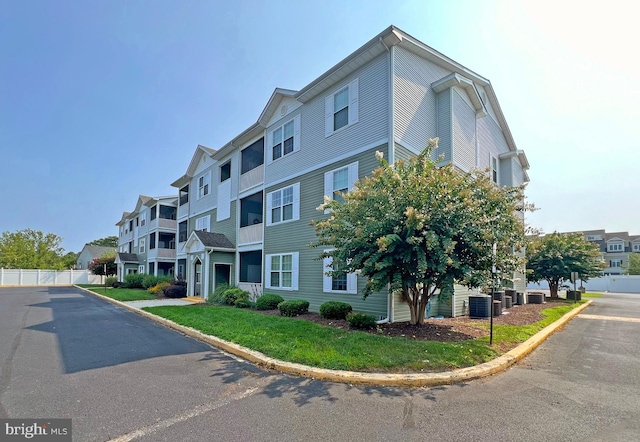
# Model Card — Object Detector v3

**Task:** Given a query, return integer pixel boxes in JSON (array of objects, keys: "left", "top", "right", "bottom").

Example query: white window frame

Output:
[
  {"left": 265, "top": 252, "right": 299, "bottom": 290},
  {"left": 608, "top": 243, "right": 623, "bottom": 252},
  {"left": 322, "top": 250, "right": 357, "bottom": 294},
  {"left": 197, "top": 172, "right": 211, "bottom": 199},
  {"left": 196, "top": 215, "right": 210, "bottom": 232},
  {"left": 323, "top": 162, "right": 358, "bottom": 214},
  {"left": 490, "top": 154, "right": 499, "bottom": 184},
  {"left": 138, "top": 265, "right": 145, "bottom": 273},
  {"left": 610, "top": 259, "right": 622, "bottom": 268},
  {"left": 139, "top": 238, "right": 146, "bottom": 254},
  {"left": 325, "top": 78, "right": 359, "bottom": 137},
  {"left": 267, "top": 115, "right": 301, "bottom": 164},
  {"left": 634, "top": 244, "right": 640, "bottom": 252},
  {"left": 266, "top": 183, "right": 300, "bottom": 226},
  {"left": 140, "top": 212, "right": 146, "bottom": 227}
]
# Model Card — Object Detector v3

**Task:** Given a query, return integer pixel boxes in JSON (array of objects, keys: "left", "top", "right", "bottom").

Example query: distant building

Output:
[
  {"left": 568, "top": 229, "right": 640, "bottom": 275},
  {"left": 77, "top": 245, "right": 116, "bottom": 270}
]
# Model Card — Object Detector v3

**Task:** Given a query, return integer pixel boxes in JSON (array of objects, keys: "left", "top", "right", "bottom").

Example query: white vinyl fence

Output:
[
  {"left": 528, "top": 275, "right": 640, "bottom": 294},
  {"left": 0, "top": 269, "right": 102, "bottom": 287}
]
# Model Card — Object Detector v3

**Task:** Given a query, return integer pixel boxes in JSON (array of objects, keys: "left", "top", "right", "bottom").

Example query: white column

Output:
[{"left": 203, "top": 252, "right": 210, "bottom": 299}]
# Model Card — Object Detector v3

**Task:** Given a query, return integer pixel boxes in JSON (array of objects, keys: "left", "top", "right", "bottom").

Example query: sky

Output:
[{"left": 1, "top": 0, "right": 638, "bottom": 253}]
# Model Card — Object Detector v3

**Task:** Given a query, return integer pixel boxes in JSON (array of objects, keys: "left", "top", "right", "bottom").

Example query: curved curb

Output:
[{"left": 75, "top": 286, "right": 592, "bottom": 388}]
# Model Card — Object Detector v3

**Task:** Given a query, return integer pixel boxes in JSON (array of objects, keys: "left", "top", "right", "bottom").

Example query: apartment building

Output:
[
  {"left": 163, "top": 25, "right": 529, "bottom": 320},
  {"left": 576, "top": 229, "right": 640, "bottom": 275}
]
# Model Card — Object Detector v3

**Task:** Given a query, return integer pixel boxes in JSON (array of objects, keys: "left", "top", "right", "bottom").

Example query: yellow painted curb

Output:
[{"left": 74, "top": 285, "right": 592, "bottom": 388}]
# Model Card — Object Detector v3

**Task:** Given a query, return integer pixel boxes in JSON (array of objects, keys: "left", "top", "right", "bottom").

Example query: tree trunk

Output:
[
  {"left": 549, "top": 281, "right": 559, "bottom": 298},
  {"left": 406, "top": 285, "right": 432, "bottom": 326}
]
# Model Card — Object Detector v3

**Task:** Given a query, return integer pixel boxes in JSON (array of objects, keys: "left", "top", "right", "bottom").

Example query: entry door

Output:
[
  {"left": 194, "top": 261, "right": 202, "bottom": 296},
  {"left": 215, "top": 264, "right": 231, "bottom": 288}
]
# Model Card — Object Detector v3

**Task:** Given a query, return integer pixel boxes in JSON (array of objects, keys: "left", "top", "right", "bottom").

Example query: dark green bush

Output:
[
  {"left": 208, "top": 284, "right": 230, "bottom": 305},
  {"left": 234, "top": 298, "right": 253, "bottom": 309},
  {"left": 255, "top": 293, "right": 285, "bottom": 310},
  {"left": 222, "top": 288, "right": 249, "bottom": 306},
  {"left": 141, "top": 274, "right": 173, "bottom": 289},
  {"left": 105, "top": 276, "right": 118, "bottom": 287},
  {"left": 346, "top": 312, "right": 377, "bottom": 329},
  {"left": 319, "top": 301, "right": 352, "bottom": 319},
  {"left": 277, "top": 300, "right": 309, "bottom": 317},
  {"left": 122, "top": 273, "right": 145, "bottom": 288},
  {"left": 164, "top": 284, "right": 187, "bottom": 298}
]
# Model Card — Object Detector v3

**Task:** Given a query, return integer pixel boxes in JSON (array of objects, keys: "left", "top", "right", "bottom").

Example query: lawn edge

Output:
[{"left": 75, "top": 285, "right": 592, "bottom": 388}]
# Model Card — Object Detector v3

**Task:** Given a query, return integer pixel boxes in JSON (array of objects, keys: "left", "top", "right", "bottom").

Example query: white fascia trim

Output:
[{"left": 265, "top": 137, "right": 388, "bottom": 189}]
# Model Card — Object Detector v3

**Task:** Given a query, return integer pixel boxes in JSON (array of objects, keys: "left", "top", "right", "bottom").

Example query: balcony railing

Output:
[
  {"left": 147, "top": 248, "right": 176, "bottom": 259},
  {"left": 239, "top": 166, "right": 264, "bottom": 192},
  {"left": 238, "top": 224, "right": 263, "bottom": 245},
  {"left": 148, "top": 217, "right": 177, "bottom": 230}
]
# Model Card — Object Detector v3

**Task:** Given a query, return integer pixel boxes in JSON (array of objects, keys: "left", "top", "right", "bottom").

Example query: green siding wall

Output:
[{"left": 263, "top": 146, "right": 390, "bottom": 318}]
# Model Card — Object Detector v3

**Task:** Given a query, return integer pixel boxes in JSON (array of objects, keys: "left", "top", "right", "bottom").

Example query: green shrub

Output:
[
  {"left": 234, "top": 298, "right": 253, "bottom": 309},
  {"left": 319, "top": 301, "right": 352, "bottom": 320},
  {"left": 222, "top": 288, "right": 249, "bottom": 306},
  {"left": 122, "top": 273, "right": 145, "bottom": 289},
  {"left": 105, "top": 276, "right": 118, "bottom": 287},
  {"left": 141, "top": 274, "right": 172, "bottom": 289},
  {"left": 277, "top": 300, "right": 310, "bottom": 317},
  {"left": 208, "top": 284, "right": 230, "bottom": 305},
  {"left": 164, "top": 284, "right": 187, "bottom": 298},
  {"left": 255, "top": 293, "right": 285, "bottom": 310},
  {"left": 148, "top": 281, "right": 171, "bottom": 295},
  {"left": 346, "top": 312, "right": 377, "bottom": 329}
]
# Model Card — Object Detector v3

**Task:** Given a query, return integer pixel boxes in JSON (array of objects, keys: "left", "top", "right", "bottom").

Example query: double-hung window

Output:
[
  {"left": 196, "top": 215, "right": 210, "bottom": 232},
  {"left": 608, "top": 243, "right": 623, "bottom": 252},
  {"left": 198, "top": 172, "right": 211, "bottom": 198},
  {"left": 322, "top": 251, "right": 357, "bottom": 294},
  {"left": 139, "top": 238, "right": 146, "bottom": 254},
  {"left": 490, "top": 154, "right": 499, "bottom": 184},
  {"left": 610, "top": 259, "right": 622, "bottom": 268},
  {"left": 266, "top": 253, "right": 298, "bottom": 290},
  {"left": 325, "top": 78, "right": 358, "bottom": 136},
  {"left": 323, "top": 162, "right": 358, "bottom": 213},
  {"left": 267, "top": 183, "right": 300, "bottom": 225},
  {"left": 268, "top": 115, "right": 300, "bottom": 163}
]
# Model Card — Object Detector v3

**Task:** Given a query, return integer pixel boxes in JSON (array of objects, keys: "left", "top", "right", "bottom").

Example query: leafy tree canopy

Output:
[
  {"left": 624, "top": 253, "right": 640, "bottom": 275},
  {"left": 88, "top": 256, "right": 117, "bottom": 277},
  {"left": 0, "top": 229, "right": 68, "bottom": 270},
  {"left": 526, "top": 232, "right": 604, "bottom": 297},
  {"left": 312, "top": 139, "right": 527, "bottom": 325},
  {"left": 88, "top": 236, "right": 119, "bottom": 247}
]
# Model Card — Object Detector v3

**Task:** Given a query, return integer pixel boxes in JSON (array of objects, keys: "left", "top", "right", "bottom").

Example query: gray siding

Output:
[
  {"left": 393, "top": 46, "right": 452, "bottom": 153},
  {"left": 394, "top": 143, "right": 415, "bottom": 163},
  {"left": 187, "top": 203, "right": 237, "bottom": 246},
  {"left": 499, "top": 157, "right": 513, "bottom": 187},
  {"left": 453, "top": 285, "right": 477, "bottom": 318},
  {"left": 511, "top": 157, "right": 525, "bottom": 186},
  {"left": 265, "top": 54, "right": 389, "bottom": 185},
  {"left": 477, "top": 115, "right": 509, "bottom": 171},
  {"left": 435, "top": 88, "right": 452, "bottom": 163},
  {"left": 452, "top": 88, "right": 476, "bottom": 171},
  {"left": 263, "top": 146, "right": 389, "bottom": 318}
]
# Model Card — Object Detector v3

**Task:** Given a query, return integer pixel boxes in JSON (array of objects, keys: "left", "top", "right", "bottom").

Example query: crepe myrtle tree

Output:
[
  {"left": 526, "top": 232, "right": 604, "bottom": 298},
  {"left": 312, "top": 138, "right": 527, "bottom": 325}
]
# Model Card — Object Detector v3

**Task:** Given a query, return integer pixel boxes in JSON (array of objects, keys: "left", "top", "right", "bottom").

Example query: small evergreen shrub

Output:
[
  {"left": 105, "top": 276, "right": 118, "bottom": 287},
  {"left": 346, "top": 312, "right": 377, "bottom": 329},
  {"left": 142, "top": 274, "right": 173, "bottom": 289},
  {"left": 222, "top": 288, "right": 249, "bottom": 306},
  {"left": 148, "top": 281, "right": 171, "bottom": 295},
  {"left": 122, "top": 273, "right": 145, "bottom": 289},
  {"left": 164, "top": 284, "right": 187, "bottom": 298},
  {"left": 234, "top": 298, "right": 253, "bottom": 309},
  {"left": 208, "top": 284, "right": 230, "bottom": 305},
  {"left": 277, "top": 300, "right": 310, "bottom": 317},
  {"left": 255, "top": 293, "right": 285, "bottom": 310},
  {"left": 319, "top": 301, "right": 352, "bottom": 320}
]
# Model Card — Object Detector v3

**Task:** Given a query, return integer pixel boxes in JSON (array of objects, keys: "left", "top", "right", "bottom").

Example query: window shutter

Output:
[
  {"left": 266, "top": 190, "right": 274, "bottom": 226},
  {"left": 323, "top": 171, "right": 332, "bottom": 214},
  {"left": 265, "top": 254, "right": 272, "bottom": 289},
  {"left": 322, "top": 256, "right": 332, "bottom": 292},
  {"left": 348, "top": 162, "right": 359, "bottom": 190},
  {"left": 293, "top": 115, "right": 301, "bottom": 152},
  {"left": 291, "top": 252, "right": 299, "bottom": 290},
  {"left": 325, "top": 95, "right": 333, "bottom": 137},
  {"left": 292, "top": 182, "right": 300, "bottom": 221},
  {"left": 217, "top": 180, "right": 231, "bottom": 221},
  {"left": 266, "top": 130, "right": 273, "bottom": 164},
  {"left": 348, "top": 78, "right": 359, "bottom": 125},
  {"left": 347, "top": 272, "right": 357, "bottom": 294}
]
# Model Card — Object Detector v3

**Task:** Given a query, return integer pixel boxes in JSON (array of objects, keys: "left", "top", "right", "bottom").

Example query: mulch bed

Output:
[{"left": 253, "top": 300, "right": 566, "bottom": 343}]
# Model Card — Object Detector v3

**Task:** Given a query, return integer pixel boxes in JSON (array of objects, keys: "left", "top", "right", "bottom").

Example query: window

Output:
[
  {"left": 177, "top": 259, "right": 186, "bottom": 279},
  {"left": 611, "top": 259, "right": 622, "bottom": 268},
  {"left": 241, "top": 138, "right": 264, "bottom": 174},
  {"left": 325, "top": 78, "right": 358, "bottom": 136},
  {"left": 267, "top": 183, "right": 300, "bottom": 225},
  {"left": 239, "top": 250, "right": 262, "bottom": 283},
  {"left": 150, "top": 205, "right": 157, "bottom": 221},
  {"left": 179, "top": 221, "right": 188, "bottom": 242},
  {"left": 149, "top": 262, "right": 155, "bottom": 276},
  {"left": 268, "top": 116, "right": 300, "bottom": 163},
  {"left": 266, "top": 253, "right": 299, "bottom": 290},
  {"left": 322, "top": 252, "right": 357, "bottom": 294},
  {"left": 220, "top": 162, "right": 231, "bottom": 182},
  {"left": 139, "top": 265, "right": 145, "bottom": 274},
  {"left": 135, "top": 217, "right": 139, "bottom": 227},
  {"left": 196, "top": 215, "right": 210, "bottom": 232},
  {"left": 634, "top": 244, "right": 640, "bottom": 252},
  {"left": 139, "top": 238, "right": 146, "bottom": 254},
  {"left": 240, "top": 192, "right": 263, "bottom": 228},
  {"left": 179, "top": 185, "right": 189, "bottom": 206},
  {"left": 324, "top": 162, "right": 358, "bottom": 212},
  {"left": 149, "top": 233, "right": 156, "bottom": 250},
  {"left": 126, "top": 268, "right": 138, "bottom": 275},
  {"left": 158, "top": 232, "right": 175, "bottom": 249},
  {"left": 608, "top": 243, "right": 623, "bottom": 252},
  {"left": 129, "top": 220, "right": 133, "bottom": 231},
  {"left": 491, "top": 154, "right": 499, "bottom": 184},
  {"left": 140, "top": 212, "right": 146, "bottom": 227},
  {"left": 198, "top": 172, "right": 211, "bottom": 198}
]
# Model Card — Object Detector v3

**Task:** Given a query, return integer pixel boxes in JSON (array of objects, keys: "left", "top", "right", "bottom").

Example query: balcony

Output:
[
  {"left": 148, "top": 217, "right": 177, "bottom": 230},
  {"left": 147, "top": 248, "right": 176, "bottom": 260},
  {"left": 239, "top": 166, "right": 264, "bottom": 193},
  {"left": 239, "top": 224, "right": 263, "bottom": 245}
]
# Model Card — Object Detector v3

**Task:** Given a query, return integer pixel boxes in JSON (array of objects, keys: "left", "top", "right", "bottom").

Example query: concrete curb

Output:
[{"left": 75, "top": 286, "right": 592, "bottom": 388}]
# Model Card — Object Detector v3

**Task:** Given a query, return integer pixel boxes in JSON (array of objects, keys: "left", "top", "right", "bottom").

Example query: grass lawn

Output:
[
  {"left": 81, "top": 286, "right": 156, "bottom": 302},
  {"left": 583, "top": 292, "right": 603, "bottom": 298},
  {"left": 143, "top": 302, "right": 585, "bottom": 373}
]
